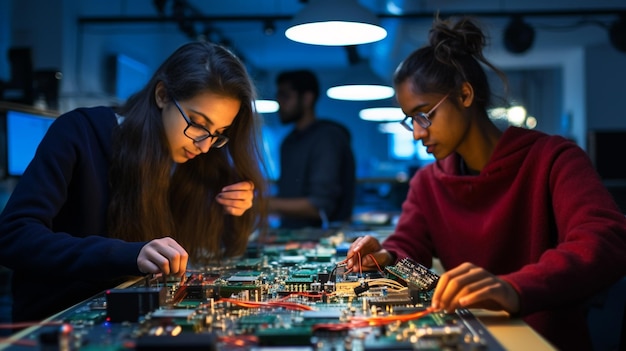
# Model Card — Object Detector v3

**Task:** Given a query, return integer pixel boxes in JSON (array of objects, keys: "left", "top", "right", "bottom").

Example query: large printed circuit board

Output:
[{"left": 1, "top": 229, "right": 505, "bottom": 350}]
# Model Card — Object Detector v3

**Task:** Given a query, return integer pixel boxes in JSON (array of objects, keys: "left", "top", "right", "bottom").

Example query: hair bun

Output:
[{"left": 429, "top": 16, "right": 487, "bottom": 60}]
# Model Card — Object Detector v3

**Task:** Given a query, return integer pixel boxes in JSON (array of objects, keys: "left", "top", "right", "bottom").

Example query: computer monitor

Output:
[{"left": 4, "top": 109, "right": 56, "bottom": 177}]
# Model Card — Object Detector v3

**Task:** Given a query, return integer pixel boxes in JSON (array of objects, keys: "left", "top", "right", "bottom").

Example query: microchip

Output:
[{"left": 385, "top": 258, "right": 439, "bottom": 292}]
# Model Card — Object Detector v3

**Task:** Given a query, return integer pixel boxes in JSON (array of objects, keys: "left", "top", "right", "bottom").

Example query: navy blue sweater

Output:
[
  {"left": 277, "top": 120, "right": 356, "bottom": 228},
  {"left": 0, "top": 107, "right": 145, "bottom": 322}
]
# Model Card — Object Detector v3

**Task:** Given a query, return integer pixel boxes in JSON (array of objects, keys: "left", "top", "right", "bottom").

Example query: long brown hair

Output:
[{"left": 108, "top": 41, "right": 267, "bottom": 264}]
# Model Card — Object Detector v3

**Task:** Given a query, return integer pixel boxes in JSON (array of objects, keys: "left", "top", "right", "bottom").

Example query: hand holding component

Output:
[
  {"left": 431, "top": 262, "right": 520, "bottom": 314},
  {"left": 137, "top": 236, "right": 189, "bottom": 278},
  {"left": 345, "top": 235, "right": 394, "bottom": 273},
  {"left": 216, "top": 180, "right": 255, "bottom": 216}
]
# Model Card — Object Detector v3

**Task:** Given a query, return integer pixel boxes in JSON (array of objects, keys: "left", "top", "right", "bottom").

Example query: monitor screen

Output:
[{"left": 5, "top": 109, "right": 56, "bottom": 177}]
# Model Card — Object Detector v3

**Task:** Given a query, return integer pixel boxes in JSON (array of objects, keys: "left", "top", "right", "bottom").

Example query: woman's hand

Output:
[
  {"left": 216, "top": 181, "right": 255, "bottom": 216},
  {"left": 345, "top": 235, "right": 394, "bottom": 273},
  {"left": 137, "top": 237, "right": 189, "bottom": 278},
  {"left": 431, "top": 262, "right": 520, "bottom": 314}
]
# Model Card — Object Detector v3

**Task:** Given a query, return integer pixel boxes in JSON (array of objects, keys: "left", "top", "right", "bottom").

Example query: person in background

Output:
[
  {"left": 0, "top": 41, "right": 267, "bottom": 323},
  {"left": 268, "top": 69, "right": 356, "bottom": 229},
  {"left": 346, "top": 16, "right": 626, "bottom": 350}
]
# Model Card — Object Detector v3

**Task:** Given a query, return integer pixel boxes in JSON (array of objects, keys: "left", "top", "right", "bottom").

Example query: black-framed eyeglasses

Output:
[
  {"left": 400, "top": 94, "right": 450, "bottom": 131},
  {"left": 173, "top": 99, "right": 229, "bottom": 148}
]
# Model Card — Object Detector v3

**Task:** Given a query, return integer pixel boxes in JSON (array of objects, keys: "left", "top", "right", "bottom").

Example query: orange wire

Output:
[
  {"left": 350, "top": 307, "right": 436, "bottom": 326},
  {"left": 340, "top": 251, "right": 385, "bottom": 276},
  {"left": 367, "top": 253, "right": 385, "bottom": 274},
  {"left": 277, "top": 292, "right": 326, "bottom": 301},
  {"left": 218, "top": 334, "right": 259, "bottom": 346},
  {"left": 219, "top": 297, "right": 315, "bottom": 311},
  {"left": 0, "top": 337, "right": 38, "bottom": 347},
  {"left": 313, "top": 307, "right": 434, "bottom": 331},
  {"left": 0, "top": 321, "right": 65, "bottom": 329}
]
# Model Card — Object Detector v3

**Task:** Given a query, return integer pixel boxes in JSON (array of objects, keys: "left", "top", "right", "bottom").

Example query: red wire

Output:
[
  {"left": 218, "top": 334, "right": 259, "bottom": 346},
  {"left": 219, "top": 297, "right": 315, "bottom": 311},
  {"left": 277, "top": 292, "right": 325, "bottom": 300},
  {"left": 340, "top": 251, "right": 385, "bottom": 275},
  {"left": 0, "top": 337, "right": 38, "bottom": 347},
  {"left": 312, "top": 308, "right": 434, "bottom": 331},
  {"left": 367, "top": 253, "right": 385, "bottom": 275},
  {"left": 0, "top": 321, "right": 65, "bottom": 329},
  {"left": 350, "top": 307, "right": 436, "bottom": 326}
]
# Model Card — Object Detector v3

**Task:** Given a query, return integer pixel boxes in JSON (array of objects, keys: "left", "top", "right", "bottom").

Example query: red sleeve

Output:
[{"left": 501, "top": 140, "right": 626, "bottom": 315}]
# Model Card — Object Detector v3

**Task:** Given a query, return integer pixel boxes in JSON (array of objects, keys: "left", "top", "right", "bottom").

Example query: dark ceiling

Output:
[{"left": 77, "top": 0, "right": 626, "bottom": 82}]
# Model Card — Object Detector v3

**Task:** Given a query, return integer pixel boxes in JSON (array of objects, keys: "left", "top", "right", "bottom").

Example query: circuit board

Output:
[{"left": 1, "top": 232, "right": 505, "bottom": 351}]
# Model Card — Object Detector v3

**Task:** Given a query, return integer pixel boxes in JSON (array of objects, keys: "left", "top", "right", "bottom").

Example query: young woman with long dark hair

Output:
[{"left": 0, "top": 41, "right": 267, "bottom": 322}]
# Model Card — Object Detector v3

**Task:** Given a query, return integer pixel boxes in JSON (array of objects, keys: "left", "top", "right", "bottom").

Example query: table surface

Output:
[{"left": 473, "top": 310, "right": 556, "bottom": 350}]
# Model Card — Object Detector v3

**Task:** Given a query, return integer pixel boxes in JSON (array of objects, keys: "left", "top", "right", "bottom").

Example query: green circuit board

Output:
[{"left": 1, "top": 230, "right": 504, "bottom": 351}]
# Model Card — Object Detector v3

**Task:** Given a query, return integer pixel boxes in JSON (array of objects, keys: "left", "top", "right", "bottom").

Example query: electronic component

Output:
[
  {"left": 354, "top": 282, "right": 370, "bottom": 296},
  {"left": 105, "top": 287, "right": 165, "bottom": 322},
  {"left": 135, "top": 333, "right": 217, "bottom": 351},
  {"left": 385, "top": 257, "right": 440, "bottom": 291},
  {"left": 8, "top": 230, "right": 505, "bottom": 351}
]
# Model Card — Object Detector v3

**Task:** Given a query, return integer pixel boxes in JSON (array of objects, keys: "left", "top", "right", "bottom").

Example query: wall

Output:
[
  {"left": 584, "top": 43, "right": 626, "bottom": 211},
  {"left": 10, "top": 0, "right": 64, "bottom": 71},
  {"left": 585, "top": 44, "right": 626, "bottom": 130},
  {"left": 489, "top": 47, "right": 587, "bottom": 147},
  {"left": 2, "top": 0, "right": 626, "bottom": 180},
  {"left": 0, "top": 0, "right": 11, "bottom": 81}
]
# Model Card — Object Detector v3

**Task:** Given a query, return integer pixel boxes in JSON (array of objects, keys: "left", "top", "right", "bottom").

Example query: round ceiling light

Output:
[{"left": 285, "top": 0, "right": 387, "bottom": 46}]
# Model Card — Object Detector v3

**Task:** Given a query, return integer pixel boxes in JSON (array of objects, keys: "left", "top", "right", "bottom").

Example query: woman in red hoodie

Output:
[{"left": 346, "top": 16, "right": 626, "bottom": 350}]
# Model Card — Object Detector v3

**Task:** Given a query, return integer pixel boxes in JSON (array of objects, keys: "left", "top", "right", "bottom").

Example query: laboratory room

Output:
[{"left": 0, "top": 1, "right": 625, "bottom": 350}]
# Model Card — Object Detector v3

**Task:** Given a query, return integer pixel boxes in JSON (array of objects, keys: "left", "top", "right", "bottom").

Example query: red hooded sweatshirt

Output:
[{"left": 383, "top": 126, "right": 626, "bottom": 350}]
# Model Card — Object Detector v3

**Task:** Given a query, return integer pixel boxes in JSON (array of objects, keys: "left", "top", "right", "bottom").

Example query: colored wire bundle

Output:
[
  {"left": 218, "top": 297, "right": 315, "bottom": 311},
  {"left": 313, "top": 307, "right": 435, "bottom": 331}
]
